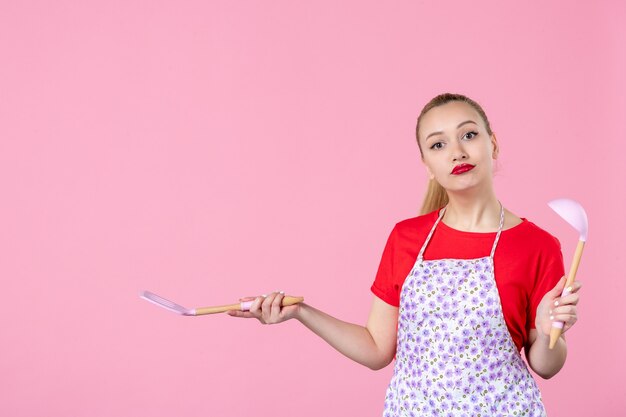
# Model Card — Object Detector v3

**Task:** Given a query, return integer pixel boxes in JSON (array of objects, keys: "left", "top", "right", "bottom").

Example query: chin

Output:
[{"left": 443, "top": 181, "right": 483, "bottom": 193}]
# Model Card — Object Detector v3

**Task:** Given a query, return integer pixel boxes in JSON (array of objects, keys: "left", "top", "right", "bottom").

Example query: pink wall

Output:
[{"left": 1, "top": 1, "right": 624, "bottom": 415}]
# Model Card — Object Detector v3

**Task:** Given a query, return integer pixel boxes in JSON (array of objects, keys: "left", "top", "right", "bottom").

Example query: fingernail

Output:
[
  {"left": 566, "top": 286, "right": 572, "bottom": 292},
  {"left": 554, "top": 301, "right": 559, "bottom": 306},
  {"left": 279, "top": 291, "right": 285, "bottom": 294},
  {"left": 262, "top": 294, "right": 267, "bottom": 297},
  {"left": 550, "top": 316, "right": 554, "bottom": 320},
  {"left": 549, "top": 309, "right": 553, "bottom": 315}
]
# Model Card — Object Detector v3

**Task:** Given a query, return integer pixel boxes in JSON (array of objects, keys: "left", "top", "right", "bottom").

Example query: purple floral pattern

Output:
[{"left": 383, "top": 256, "right": 546, "bottom": 417}]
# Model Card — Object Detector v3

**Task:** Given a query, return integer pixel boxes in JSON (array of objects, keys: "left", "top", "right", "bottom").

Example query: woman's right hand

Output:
[{"left": 226, "top": 291, "right": 301, "bottom": 324}]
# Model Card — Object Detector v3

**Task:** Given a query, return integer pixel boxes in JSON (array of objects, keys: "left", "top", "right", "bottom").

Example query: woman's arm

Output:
[
  {"left": 524, "top": 329, "right": 567, "bottom": 379},
  {"left": 227, "top": 292, "right": 398, "bottom": 370},
  {"left": 524, "top": 276, "right": 582, "bottom": 379},
  {"left": 296, "top": 297, "right": 398, "bottom": 370}
]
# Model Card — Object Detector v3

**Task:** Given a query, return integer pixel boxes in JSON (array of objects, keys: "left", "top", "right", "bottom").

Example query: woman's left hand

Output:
[{"left": 536, "top": 275, "right": 582, "bottom": 338}]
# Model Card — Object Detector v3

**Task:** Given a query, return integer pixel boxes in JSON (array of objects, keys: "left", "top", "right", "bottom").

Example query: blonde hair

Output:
[{"left": 416, "top": 93, "right": 494, "bottom": 215}]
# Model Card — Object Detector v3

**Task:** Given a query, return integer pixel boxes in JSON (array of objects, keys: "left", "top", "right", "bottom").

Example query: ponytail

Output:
[{"left": 420, "top": 179, "right": 448, "bottom": 215}]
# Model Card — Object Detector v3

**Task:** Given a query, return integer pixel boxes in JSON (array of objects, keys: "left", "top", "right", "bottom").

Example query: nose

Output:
[{"left": 450, "top": 141, "right": 468, "bottom": 162}]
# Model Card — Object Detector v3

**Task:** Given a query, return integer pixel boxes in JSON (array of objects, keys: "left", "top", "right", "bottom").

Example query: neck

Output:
[{"left": 443, "top": 186, "right": 501, "bottom": 232}]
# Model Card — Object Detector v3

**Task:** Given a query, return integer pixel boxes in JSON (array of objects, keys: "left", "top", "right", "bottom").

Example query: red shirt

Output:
[{"left": 371, "top": 210, "right": 565, "bottom": 352}]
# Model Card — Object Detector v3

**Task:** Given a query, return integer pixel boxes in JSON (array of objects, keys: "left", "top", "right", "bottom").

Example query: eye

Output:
[
  {"left": 462, "top": 131, "right": 478, "bottom": 140},
  {"left": 430, "top": 142, "right": 444, "bottom": 150}
]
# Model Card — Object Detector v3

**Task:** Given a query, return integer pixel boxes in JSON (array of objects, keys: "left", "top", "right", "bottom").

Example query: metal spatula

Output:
[{"left": 140, "top": 290, "right": 304, "bottom": 316}]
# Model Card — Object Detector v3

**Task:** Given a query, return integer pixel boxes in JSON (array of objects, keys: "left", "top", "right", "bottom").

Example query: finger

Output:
[
  {"left": 551, "top": 305, "right": 577, "bottom": 316},
  {"left": 261, "top": 292, "right": 279, "bottom": 322},
  {"left": 249, "top": 295, "right": 266, "bottom": 316},
  {"left": 567, "top": 280, "right": 583, "bottom": 293},
  {"left": 271, "top": 291, "right": 285, "bottom": 321},
  {"left": 561, "top": 280, "right": 582, "bottom": 297},
  {"left": 226, "top": 310, "right": 256, "bottom": 318},
  {"left": 557, "top": 292, "right": 580, "bottom": 306},
  {"left": 563, "top": 315, "right": 579, "bottom": 333},
  {"left": 551, "top": 305, "right": 578, "bottom": 321},
  {"left": 552, "top": 314, "right": 577, "bottom": 327},
  {"left": 553, "top": 291, "right": 580, "bottom": 308}
]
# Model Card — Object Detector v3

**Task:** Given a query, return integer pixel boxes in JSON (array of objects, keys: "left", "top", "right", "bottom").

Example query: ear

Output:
[{"left": 491, "top": 133, "right": 499, "bottom": 159}]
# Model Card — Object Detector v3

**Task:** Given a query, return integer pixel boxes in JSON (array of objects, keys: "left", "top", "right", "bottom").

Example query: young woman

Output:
[{"left": 227, "top": 93, "right": 582, "bottom": 416}]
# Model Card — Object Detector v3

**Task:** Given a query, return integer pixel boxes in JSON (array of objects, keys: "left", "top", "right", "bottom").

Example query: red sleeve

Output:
[
  {"left": 527, "top": 236, "right": 565, "bottom": 330},
  {"left": 371, "top": 225, "right": 400, "bottom": 307}
]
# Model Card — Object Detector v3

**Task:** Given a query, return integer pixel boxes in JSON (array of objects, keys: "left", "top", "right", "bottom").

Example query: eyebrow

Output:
[{"left": 425, "top": 120, "right": 478, "bottom": 141}]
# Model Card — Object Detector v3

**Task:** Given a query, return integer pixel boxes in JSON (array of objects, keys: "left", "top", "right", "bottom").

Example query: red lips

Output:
[{"left": 451, "top": 164, "right": 476, "bottom": 175}]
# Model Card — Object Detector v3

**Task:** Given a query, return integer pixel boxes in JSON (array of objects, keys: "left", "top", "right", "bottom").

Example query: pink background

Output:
[{"left": 1, "top": 1, "right": 624, "bottom": 415}]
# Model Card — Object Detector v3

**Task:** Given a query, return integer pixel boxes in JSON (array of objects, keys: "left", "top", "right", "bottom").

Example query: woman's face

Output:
[{"left": 418, "top": 101, "right": 498, "bottom": 193}]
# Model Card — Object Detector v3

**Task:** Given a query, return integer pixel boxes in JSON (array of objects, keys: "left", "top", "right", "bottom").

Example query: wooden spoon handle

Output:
[{"left": 194, "top": 296, "right": 305, "bottom": 315}]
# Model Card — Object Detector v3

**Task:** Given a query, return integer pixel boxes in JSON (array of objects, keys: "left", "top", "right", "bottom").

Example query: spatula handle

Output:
[
  {"left": 549, "top": 240, "right": 585, "bottom": 349},
  {"left": 193, "top": 296, "right": 305, "bottom": 315}
]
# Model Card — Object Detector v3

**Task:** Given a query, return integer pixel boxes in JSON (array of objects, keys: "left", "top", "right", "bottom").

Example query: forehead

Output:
[{"left": 419, "top": 101, "right": 484, "bottom": 138}]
